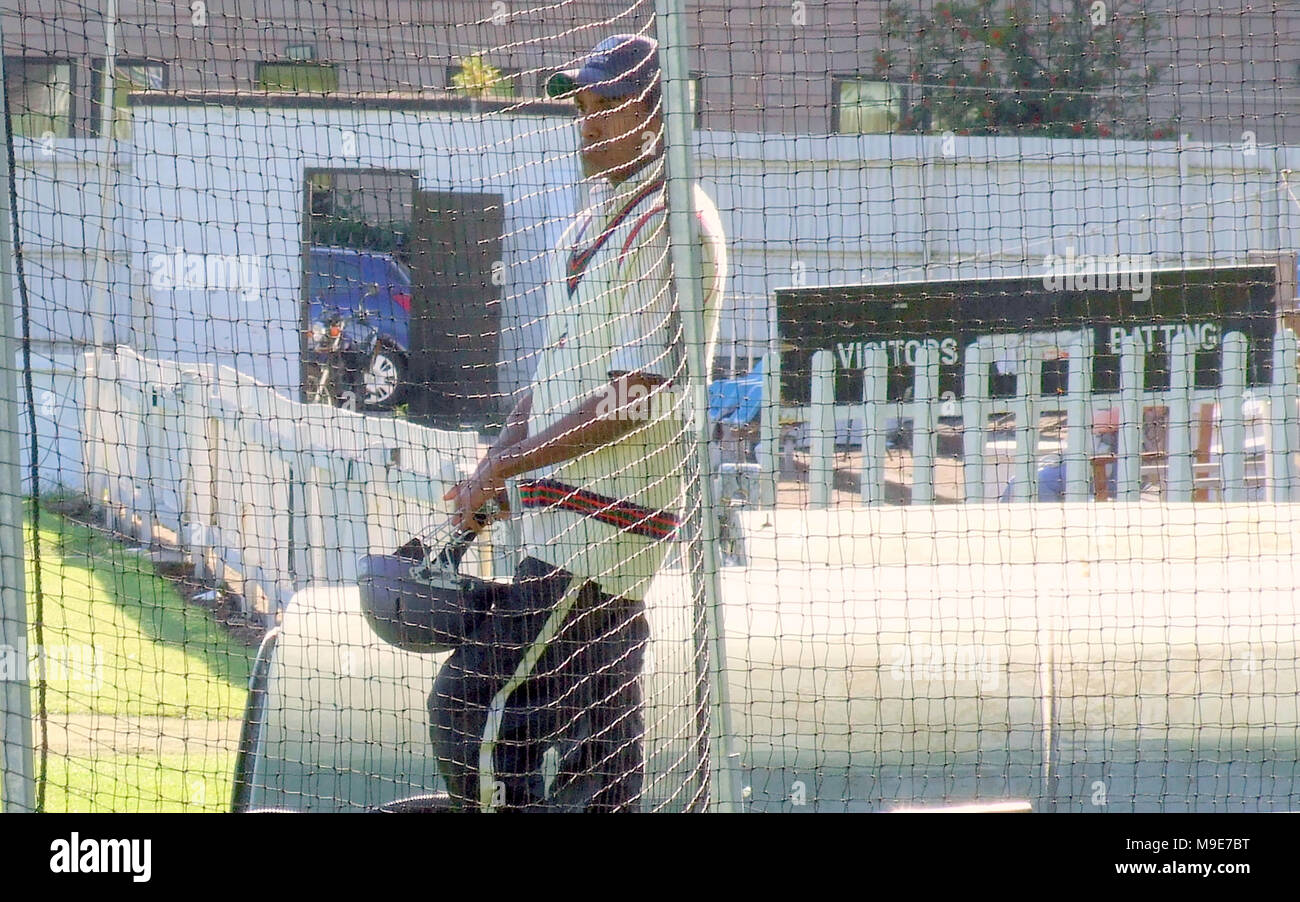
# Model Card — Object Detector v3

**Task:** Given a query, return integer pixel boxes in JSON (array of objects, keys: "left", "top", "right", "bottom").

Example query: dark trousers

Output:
[{"left": 428, "top": 556, "right": 650, "bottom": 812}]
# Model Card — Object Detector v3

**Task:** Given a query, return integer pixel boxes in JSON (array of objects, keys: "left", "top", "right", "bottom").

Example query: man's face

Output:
[{"left": 575, "top": 88, "right": 661, "bottom": 182}]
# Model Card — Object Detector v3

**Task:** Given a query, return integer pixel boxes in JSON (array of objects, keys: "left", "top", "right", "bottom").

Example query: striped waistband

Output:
[{"left": 517, "top": 478, "right": 681, "bottom": 541}]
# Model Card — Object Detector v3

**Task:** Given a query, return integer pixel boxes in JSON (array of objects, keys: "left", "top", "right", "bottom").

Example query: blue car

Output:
[{"left": 305, "top": 246, "right": 412, "bottom": 409}]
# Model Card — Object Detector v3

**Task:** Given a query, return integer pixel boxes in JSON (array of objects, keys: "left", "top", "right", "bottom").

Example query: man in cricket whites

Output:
[{"left": 433, "top": 32, "right": 727, "bottom": 811}]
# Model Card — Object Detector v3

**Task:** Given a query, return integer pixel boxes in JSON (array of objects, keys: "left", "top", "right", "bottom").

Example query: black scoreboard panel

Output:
[{"left": 775, "top": 266, "right": 1279, "bottom": 405}]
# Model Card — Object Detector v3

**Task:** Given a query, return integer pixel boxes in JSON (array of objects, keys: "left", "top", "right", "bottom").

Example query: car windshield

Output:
[{"left": 391, "top": 257, "right": 411, "bottom": 286}]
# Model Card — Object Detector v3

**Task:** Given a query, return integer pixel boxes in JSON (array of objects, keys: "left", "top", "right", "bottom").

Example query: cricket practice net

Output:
[{"left": 2, "top": 0, "right": 1299, "bottom": 813}]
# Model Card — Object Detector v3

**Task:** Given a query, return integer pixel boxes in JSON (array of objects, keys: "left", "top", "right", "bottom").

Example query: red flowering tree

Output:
[{"left": 874, "top": 0, "right": 1175, "bottom": 139}]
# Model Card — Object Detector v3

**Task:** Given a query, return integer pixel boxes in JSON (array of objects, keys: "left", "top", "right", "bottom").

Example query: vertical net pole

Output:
[
  {"left": 654, "top": 0, "right": 741, "bottom": 812},
  {"left": 0, "top": 44, "right": 36, "bottom": 814},
  {"left": 88, "top": 0, "right": 117, "bottom": 350}
]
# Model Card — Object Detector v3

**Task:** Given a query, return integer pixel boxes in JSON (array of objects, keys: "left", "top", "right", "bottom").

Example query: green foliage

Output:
[
  {"left": 309, "top": 184, "right": 409, "bottom": 260},
  {"left": 875, "top": 0, "right": 1175, "bottom": 139},
  {"left": 310, "top": 215, "right": 408, "bottom": 257},
  {"left": 451, "top": 56, "right": 514, "bottom": 99}
]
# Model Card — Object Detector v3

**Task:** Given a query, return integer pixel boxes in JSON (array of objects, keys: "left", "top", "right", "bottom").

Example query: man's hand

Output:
[
  {"left": 444, "top": 374, "right": 667, "bottom": 531},
  {"left": 444, "top": 455, "right": 511, "bottom": 533},
  {"left": 443, "top": 391, "right": 532, "bottom": 533}
]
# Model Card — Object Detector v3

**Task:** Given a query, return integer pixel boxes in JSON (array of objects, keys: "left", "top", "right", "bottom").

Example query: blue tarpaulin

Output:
[{"left": 708, "top": 358, "right": 765, "bottom": 425}]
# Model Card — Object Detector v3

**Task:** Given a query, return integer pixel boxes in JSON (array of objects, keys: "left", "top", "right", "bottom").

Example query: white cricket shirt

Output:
[{"left": 517, "top": 156, "right": 727, "bottom": 600}]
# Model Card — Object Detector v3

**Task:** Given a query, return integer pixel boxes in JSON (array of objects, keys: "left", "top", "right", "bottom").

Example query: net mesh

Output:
[{"left": 1, "top": 0, "right": 1299, "bottom": 813}]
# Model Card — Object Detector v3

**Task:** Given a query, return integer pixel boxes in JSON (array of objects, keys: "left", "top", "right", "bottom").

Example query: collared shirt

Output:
[{"left": 518, "top": 156, "right": 727, "bottom": 600}]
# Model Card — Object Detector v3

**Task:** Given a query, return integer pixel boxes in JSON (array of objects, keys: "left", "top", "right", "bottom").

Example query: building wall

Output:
[
  {"left": 121, "top": 101, "right": 583, "bottom": 395},
  {"left": 11, "top": 98, "right": 1299, "bottom": 377},
  {"left": 7, "top": 96, "right": 1300, "bottom": 492},
  {"left": 4, "top": 1, "right": 1299, "bottom": 144}
]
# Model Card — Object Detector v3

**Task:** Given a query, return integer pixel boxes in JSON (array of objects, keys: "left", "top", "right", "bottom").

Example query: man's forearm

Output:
[
  {"left": 488, "top": 390, "right": 533, "bottom": 456},
  {"left": 492, "top": 374, "right": 665, "bottom": 481}
]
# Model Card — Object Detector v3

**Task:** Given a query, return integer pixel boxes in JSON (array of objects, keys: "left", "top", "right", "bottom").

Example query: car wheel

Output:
[{"left": 362, "top": 346, "right": 407, "bottom": 410}]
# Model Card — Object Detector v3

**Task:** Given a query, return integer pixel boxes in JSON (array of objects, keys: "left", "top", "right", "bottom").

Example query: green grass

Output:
[
  {"left": 25, "top": 506, "right": 252, "bottom": 718},
  {"left": 22, "top": 502, "right": 254, "bottom": 811},
  {"left": 44, "top": 751, "right": 237, "bottom": 813}
]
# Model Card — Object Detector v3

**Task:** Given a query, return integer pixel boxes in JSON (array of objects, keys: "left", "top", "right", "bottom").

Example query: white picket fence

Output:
[
  {"left": 80, "top": 347, "right": 482, "bottom": 621},
  {"left": 758, "top": 329, "right": 1300, "bottom": 508},
  {"left": 76, "top": 330, "right": 1300, "bottom": 621}
]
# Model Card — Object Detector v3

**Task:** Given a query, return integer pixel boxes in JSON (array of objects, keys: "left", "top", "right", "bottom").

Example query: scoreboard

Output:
[{"left": 775, "top": 265, "right": 1281, "bottom": 405}]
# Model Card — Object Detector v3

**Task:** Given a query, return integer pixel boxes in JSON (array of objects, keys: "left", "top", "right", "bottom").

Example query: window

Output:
[
  {"left": 675, "top": 73, "right": 704, "bottom": 125},
  {"left": 89, "top": 60, "right": 167, "bottom": 137},
  {"left": 256, "top": 62, "right": 339, "bottom": 93},
  {"left": 924, "top": 86, "right": 983, "bottom": 134},
  {"left": 833, "top": 78, "right": 904, "bottom": 134},
  {"left": 447, "top": 62, "right": 519, "bottom": 99},
  {"left": 3, "top": 57, "right": 73, "bottom": 138}
]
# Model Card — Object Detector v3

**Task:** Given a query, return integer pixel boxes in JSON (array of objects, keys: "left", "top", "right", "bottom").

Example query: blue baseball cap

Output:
[{"left": 545, "top": 34, "right": 660, "bottom": 105}]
